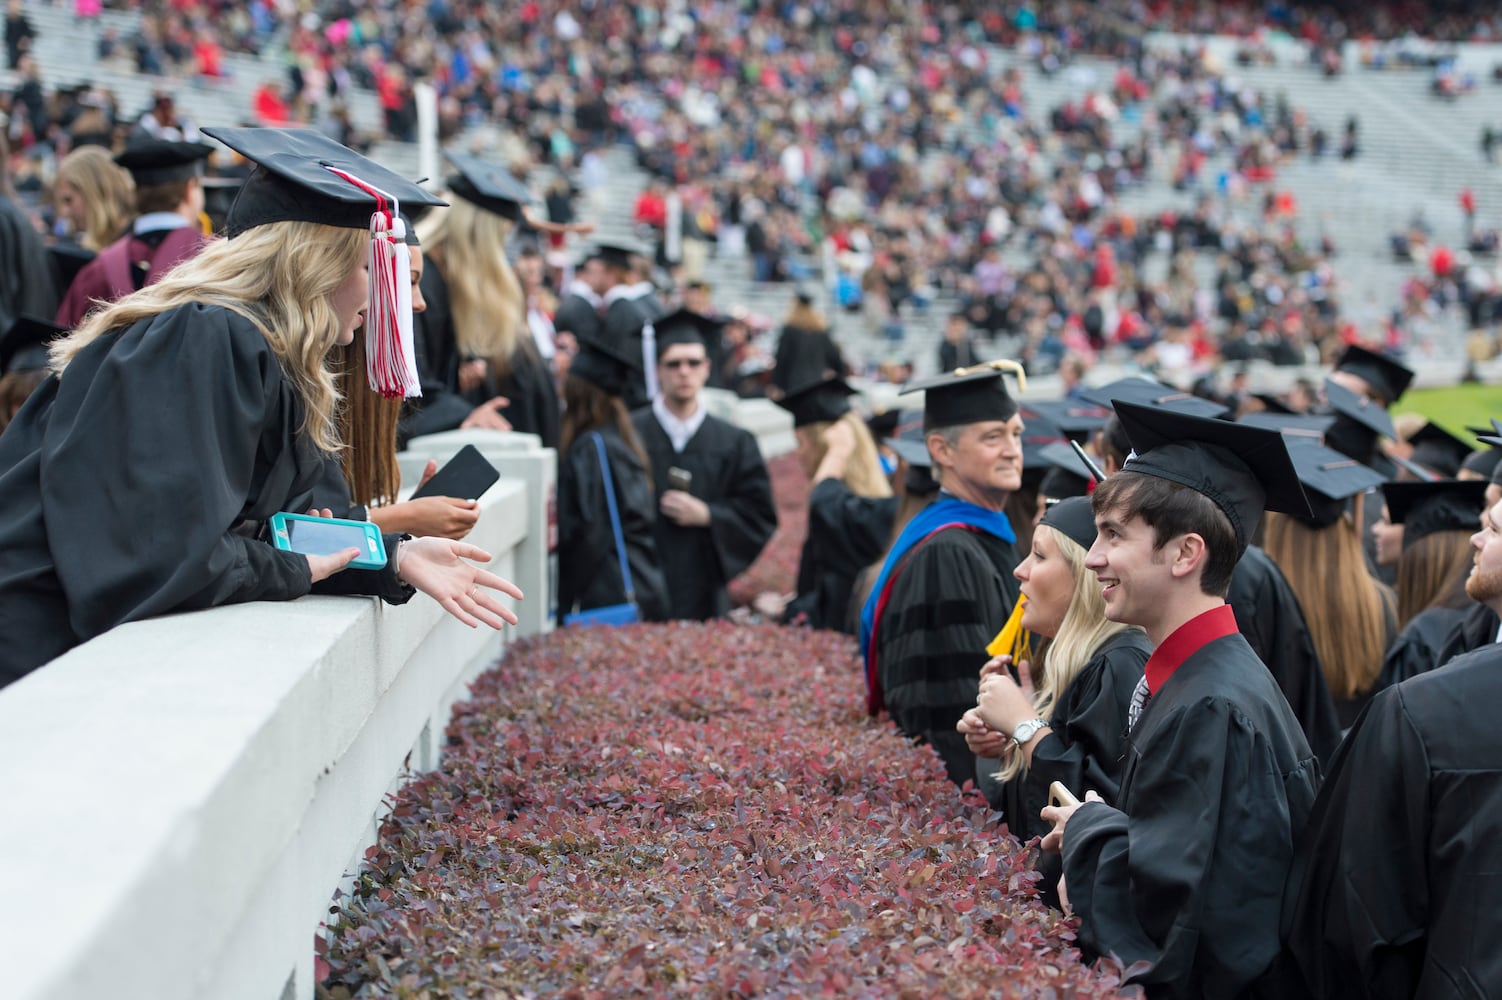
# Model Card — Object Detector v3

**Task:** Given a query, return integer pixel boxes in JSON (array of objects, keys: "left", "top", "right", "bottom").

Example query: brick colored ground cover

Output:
[
  {"left": 317, "top": 623, "right": 1128, "bottom": 998},
  {"left": 727, "top": 452, "right": 808, "bottom": 608}
]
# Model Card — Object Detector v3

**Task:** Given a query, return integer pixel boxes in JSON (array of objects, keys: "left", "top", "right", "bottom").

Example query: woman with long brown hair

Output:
[
  {"left": 1377, "top": 479, "right": 1488, "bottom": 688},
  {"left": 1263, "top": 442, "right": 1395, "bottom": 729},
  {"left": 400, "top": 153, "right": 558, "bottom": 449},
  {"left": 0, "top": 128, "right": 524, "bottom": 688},
  {"left": 556, "top": 334, "right": 668, "bottom": 623}
]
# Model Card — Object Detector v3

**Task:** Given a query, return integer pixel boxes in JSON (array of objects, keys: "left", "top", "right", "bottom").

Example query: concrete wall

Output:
[{"left": 0, "top": 435, "right": 550, "bottom": 1000}]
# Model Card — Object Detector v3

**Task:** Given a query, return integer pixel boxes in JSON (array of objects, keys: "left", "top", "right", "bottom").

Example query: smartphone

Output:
[
  {"left": 1048, "top": 781, "right": 1081, "bottom": 809},
  {"left": 667, "top": 467, "right": 693, "bottom": 492},
  {"left": 269, "top": 512, "right": 388, "bottom": 570},
  {"left": 411, "top": 443, "right": 501, "bottom": 501}
]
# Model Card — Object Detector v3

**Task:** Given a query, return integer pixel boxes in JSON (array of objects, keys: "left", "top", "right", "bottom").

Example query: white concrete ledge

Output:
[{"left": 0, "top": 469, "right": 544, "bottom": 1000}]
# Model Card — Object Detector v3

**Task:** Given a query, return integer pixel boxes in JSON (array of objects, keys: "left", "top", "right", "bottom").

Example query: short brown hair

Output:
[
  {"left": 134, "top": 178, "right": 192, "bottom": 216},
  {"left": 1091, "top": 471, "right": 1240, "bottom": 597}
]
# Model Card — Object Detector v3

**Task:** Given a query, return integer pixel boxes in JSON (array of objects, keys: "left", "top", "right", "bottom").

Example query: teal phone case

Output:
[{"left": 268, "top": 512, "right": 388, "bottom": 571}]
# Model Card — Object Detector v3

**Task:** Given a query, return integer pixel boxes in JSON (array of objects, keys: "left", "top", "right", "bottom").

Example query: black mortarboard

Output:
[
  {"left": 1237, "top": 411, "right": 1333, "bottom": 438},
  {"left": 1077, "top": 376, "right": 1231, "bottom": 420},
  {"left": 569, "top": 331, "right": 641, "bottom": 397},
  {"left": 1382, "top": 478, "right": 1488, "bottom": 550},
  {"left": 1021, "top": 398, "right": 1111, "bottom": 442},
  {"left": 886, "top": 409, "right": 931, "bottom": 469},
  {"left": 1333, "top": 344, "right": 1414, "bottom": 405},
  {"left": 1461, "top": 423, "right": 1502, "bottom": 480},
  {"left": 1036, "top": 441, "right": 1094, "bottom": 500},
  {"left": 1, "top": 315, "right": 63, "bottom": 374},
  {"left": 1407, "top": 422, "right": 1473, "bottom": 479},
  {"left": 866, "top": 408, "right": 901, "bottom": 440},
  {"left": 899, "top": 359, "right": 1025, "bottom": 431},
  {"left": 113, "top": 138, "right": 213, "bottom": 186},
  {"left": 1323, "top": 378, "right": 1395, "bottom": 439},
  {"left": 652, "top": 308, "right": 724, "bottom": 360},
  {"left": 772, "top": 375, "right": 857, "bottom": 429},
  {"left": 1113, "top": 400, "right": 1312, "bottom": 552},
  {"left": 1284, "top": 437, "right": 1387, "bottom": 528},
  {"left": 202, "top": 126, "right": 447, "bottom": 238},
  {"left": 1251, "top": 392, "right": 1296, "bottom": 415},
  {"left": 1039, "top": 495, "right": 1098, "bottom": 552},
  {"left": 588, "top": 238, "right": 650, "bottom": 270},
  {"left": 443, "top": 151, "right": 531, "bottom": 221}
]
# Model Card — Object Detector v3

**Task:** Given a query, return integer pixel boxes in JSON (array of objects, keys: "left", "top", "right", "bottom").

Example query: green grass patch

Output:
[{"left": 1400, "top": 384, "right": 1502, "bottom": 442}]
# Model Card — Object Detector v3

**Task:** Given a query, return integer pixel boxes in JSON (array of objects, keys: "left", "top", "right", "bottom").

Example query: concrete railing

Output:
[{"left": 0, "top": 434, "right": 552, "bottom": 1000}]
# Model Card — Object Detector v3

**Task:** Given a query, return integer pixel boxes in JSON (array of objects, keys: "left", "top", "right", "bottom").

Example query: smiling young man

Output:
[
  {"left": 629, "top": 308, "right": 776, "bottom": 621},
  {"left": 1278, "top": 491, "right": 1502, "bottom": 996},
  {"left": 1040, "top": 400, "right": 1320, "bottom": 999},
  {"left": 859, "top": 361, "right": 1025, "bottom": 787}
]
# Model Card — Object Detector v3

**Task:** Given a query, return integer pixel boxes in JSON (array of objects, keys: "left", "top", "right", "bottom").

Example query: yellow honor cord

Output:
[{"left": 986, "top": 593, "right": 1031, "bottom": 661}]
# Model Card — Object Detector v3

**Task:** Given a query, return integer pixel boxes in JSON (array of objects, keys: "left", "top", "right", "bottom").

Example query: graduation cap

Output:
[
  {"left": 898, "top": 359, "right": 1025, "bottom": 431},
  {"left": 1039, "top": 495, "right": 1098, "bottom": 552},
  {"left": 772, "top": 375, "right": 857, "bottom": 429},
  {"left": 1250, "top": 391, "right": 1297, "bottom": 415},
  {"left": 443, "top": 150, "right": 532, "bottom": 221},
  {"left": 113, "top": 138, "right": 213, "bottom": 186},
  {"left": 1237, "top": 411, "right": 1334, "bottom": 438},
  {"left": 1381, "top": 478, "right": 1488, "bottom": 550},
  {"left": 1460, "top": 423, "right": 1502, "bottom": 480},
  {"left": 201, "top": 126, "right": 447, "bottom": 238},
  {"left": 1321, "top": 377, "right": 1394, "bottom": 465},
  {"left": 866, "top": 408, "right": 901, "bottom": 441},
  {"left": 1113, "top": 400, "right": 1312, "bottom": 552},
  {"left": 886, "top": 409, "right": 932, "bottom": 469},
  {"left": 0, "top": 315, "right": 63, "bottom": 374},
  {"left": 1076, "top": 376, "right": 1231, "bottom": 420},
  {"left": 1021, "top": 398, "right": 1111, "bottom": 442},
  {"left": 569, "top": 330, "right": 642, "bottom": 397},
  {"left": 1036, "top": 440, "right": 1095, "bottom": 501},
  {"left": 1332, "top": 343, "right": 1414, "bottom": 405},
  {"left": 588, "top": 238, "right": 651, "bottom": 271},
  {"left": 1284, "top": 437, "right": 1387, "bottom": 528},
  {"left": 652, "top": 308, "right": 723, "bottom": 361},
  {"left": 1407, "top": 422, "right": 1473, "bottom": 479}
]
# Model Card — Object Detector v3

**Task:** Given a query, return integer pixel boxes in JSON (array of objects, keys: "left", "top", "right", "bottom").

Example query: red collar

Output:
[{"left": 1144, "top": 604, "right": 1239, "bottom": 695}]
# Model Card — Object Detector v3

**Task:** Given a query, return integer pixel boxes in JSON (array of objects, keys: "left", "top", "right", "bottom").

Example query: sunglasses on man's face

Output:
[{"left": 662, "top": 357, "right": 708, "bottom": 370}]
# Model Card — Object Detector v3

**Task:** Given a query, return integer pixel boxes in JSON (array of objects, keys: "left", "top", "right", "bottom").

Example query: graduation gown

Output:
[
  {"left": 602, "top": 292, "right": 657, "bottom": 411},
  {"left": 1281, "top": 644, "right": 1502, "bottom": 998},
  {"left": 1433, "top": 600, "right": 1498, "bottom": 669},
  {"left": 630, "top": 408, "right": 777, "bottom": 620},
  {"left": 556, "top": 425, "right": 669, "bottom": 623},
  {"left": 1376, "top": 604, "right": 1467, "bottom": 690},
  {"left": 772, "top": 323, "right": 847, "bottom": 390},
  {"left": 876, "top": 526, "right": 1021, "bottom": 787},
  {"left": 400, "top": 261, "right": 561, "bottom": 449},
  {"left": 552, "top": 291, "right": 603, "bottom": 343},
  {"left": 0, "top": 304, "right": 412, "bottom": 686},
  {"left": 1062, "top": 631, "right": 1320, "bottom": 999},
  {"left": 0, "top": 195, "right": 58, "bottom": 334},
  {"left": 784, "top": 478, "right": 897, "bottom": 633},
  {"left": 1228, "top": 545, "right": 1342, "bottom": 766},
  {"left": 55, "top": 226, "right": 206, "bottom": 328}
]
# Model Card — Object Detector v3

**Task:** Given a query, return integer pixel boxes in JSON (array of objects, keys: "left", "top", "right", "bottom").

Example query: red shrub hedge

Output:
[
  {"left": 727, "top": 452, "right": 808, "bottom": 607},
  {"left": 316, "top": 623, "right": 1129, "bottom": 998}
]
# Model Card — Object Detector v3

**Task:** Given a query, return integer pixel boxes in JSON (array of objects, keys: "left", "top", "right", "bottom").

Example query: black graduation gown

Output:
[
  {"left": 556, "top": 425, "right": 669, "bottom": 623},
  {"left": 0, "top": 304, "right": 412, "bottom": 686},
  {"left": 784, "top": 478, "right": 897, "bottom": 633},
  {"left": 1376, "top": 604, "right": 1466, "bottom": 690},
  {"left": 0, "top": 195, "right": 58, "bottom": 334},
  {"left": 602, "top": 294, "right": 655, "bottom": 411},
  {"left": 1281, "top": 644, "right": 1502, "bottom": 998},
  {"left": 772, "top": 323, "right": 847, "bottom": 391},
  {"left": 309, "top": 452, "right": 367, "bottom": 521},
  {"left": 1061, "top": 631, "right": 1320, "bottom": 999},
  {"left": 876, "top": 526, "right": 1021, "bottom": 787},
  {"left": 552, "top": 292, "right": 603, "bottom": 343},
  {"left": 400, "top": 261, "right": 560, "bottom": 448},
  {"left": 1228, "top": 545, "right": 1342, "bottom": 766},
  {"left": 1433, "top": 600, "right": 1498, "bottom": 669},
  {"left": 630, "top": 408, "right": 777, "bottom": 620}
]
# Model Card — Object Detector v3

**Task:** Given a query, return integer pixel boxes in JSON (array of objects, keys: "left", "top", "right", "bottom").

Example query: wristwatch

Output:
[{"left": 1011, "top": 718, "right": 1050, "bottom": 750}]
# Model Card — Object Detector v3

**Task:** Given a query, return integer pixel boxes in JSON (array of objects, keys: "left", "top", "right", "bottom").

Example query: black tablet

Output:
[{"left": 411, "top": 443, "right": 501, "bottom": 501}]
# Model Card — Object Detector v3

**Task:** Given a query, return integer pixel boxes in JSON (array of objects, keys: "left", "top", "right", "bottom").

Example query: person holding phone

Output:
[{"left": 0, "top": 128, "right": 524, "bottom": 688}]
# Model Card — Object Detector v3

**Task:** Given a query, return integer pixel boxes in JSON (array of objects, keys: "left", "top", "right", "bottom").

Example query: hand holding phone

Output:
[
  {"left": 667, "top": 467, "right": 693, "bottom": 493},
  {"left": 1048, "top": 781, "right": 1081, "bottom": 809}
]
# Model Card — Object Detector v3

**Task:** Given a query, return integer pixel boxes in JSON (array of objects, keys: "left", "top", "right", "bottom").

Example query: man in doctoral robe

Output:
[
  {"left": 860, "top": 360, "right": 1026, "bottom": 788},
  {"left": 56, "top": 138, "right": 211, "bottom": 328},
  {"left": 594, "top": 239, "right": 661, "bottom": 410},
  {"left": 630, "top": 308, "right": 776, "bottom": 620},
  {"left": 1279, "top": 489, "right": 1502, "bottom": 996},
  {"left": 1040, "top": 401, "right": 1320, "bottom": 998}
]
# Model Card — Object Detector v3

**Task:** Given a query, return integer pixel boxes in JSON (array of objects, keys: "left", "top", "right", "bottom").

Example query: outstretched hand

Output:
[{"left": 397, "top": 536, "right": 524, "bottom": 629}]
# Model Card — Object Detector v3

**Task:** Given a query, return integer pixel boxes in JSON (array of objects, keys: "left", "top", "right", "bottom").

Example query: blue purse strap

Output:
[{"left": 590, "top": 432, "right": 634, "bottom": 599}]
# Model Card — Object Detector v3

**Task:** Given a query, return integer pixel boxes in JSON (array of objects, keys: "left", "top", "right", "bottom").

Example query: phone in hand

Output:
[
  {"left": 667, "top": 467, "right": 693, "bottom": 492},
  {"left": 412, "top": 444, "right": 501, "bottom": 501},
  {"left": 269, "top": 512, "right": 387, "bottom": 570},
  {"left": 1048, "top": 781, "right": 1081, "bottom": 809}
]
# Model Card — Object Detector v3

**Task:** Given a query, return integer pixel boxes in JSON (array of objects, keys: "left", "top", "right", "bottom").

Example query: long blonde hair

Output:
[
  {"left": 996, "top": 523, "right": 1140, "bottom": 782},
  {"left": 1264, "top": 512, "right": 1395, "bottom": 700},
  {"left": 417, "top": 194, "right": 525, "bottom": 374},
  {"left": 50, "top": 220, "right": 366, "bottom": 453},
  {"left": 798, "top": 410, "right": 893, "bottom": 498},
  {"left": 56, "top": 145, "right": 135, "bottom": 251}
]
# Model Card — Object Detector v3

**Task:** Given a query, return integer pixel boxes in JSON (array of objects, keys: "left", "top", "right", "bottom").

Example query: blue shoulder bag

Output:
[{"left": 562, "top": 432, "right": 641, "bottom": 627}]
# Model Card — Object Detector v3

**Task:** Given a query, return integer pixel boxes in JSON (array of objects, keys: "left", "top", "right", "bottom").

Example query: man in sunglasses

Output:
[{"left": 630, "top": 308, "right": 777, "bottom": 621}]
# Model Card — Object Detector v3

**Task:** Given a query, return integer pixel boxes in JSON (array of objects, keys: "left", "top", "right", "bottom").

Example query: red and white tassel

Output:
[{"left": 324, "top": 166, "right": 422, "bottom": 399}]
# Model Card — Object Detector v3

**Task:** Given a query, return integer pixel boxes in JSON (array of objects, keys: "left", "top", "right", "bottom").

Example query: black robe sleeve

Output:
[
  {"left": 1433, "top": 601, "right": 1498, "bottom": 669},
  {"left": 399, "top": 263, "right": 475, "bottom": 444},
  {"left": 1229, "top": 546, "right": 1342, "bottom": 766},
  {"left": 39, "top": 306, "right": 315, "bottom": 640},
  {"left": 489, "top": 340, "right": 560, "bottom": 450},
  {"left": 1376, "top": 605, "right": 1465, "bottom": 690},
  {"left": 703, "top": 424, "right": 777, "bottom": 583},
  {"left": 0, "top": 197, "right": 58, "bottom": 331},
  {"left": 784, "top": 477, "right": 896, "bottom": 632}
]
